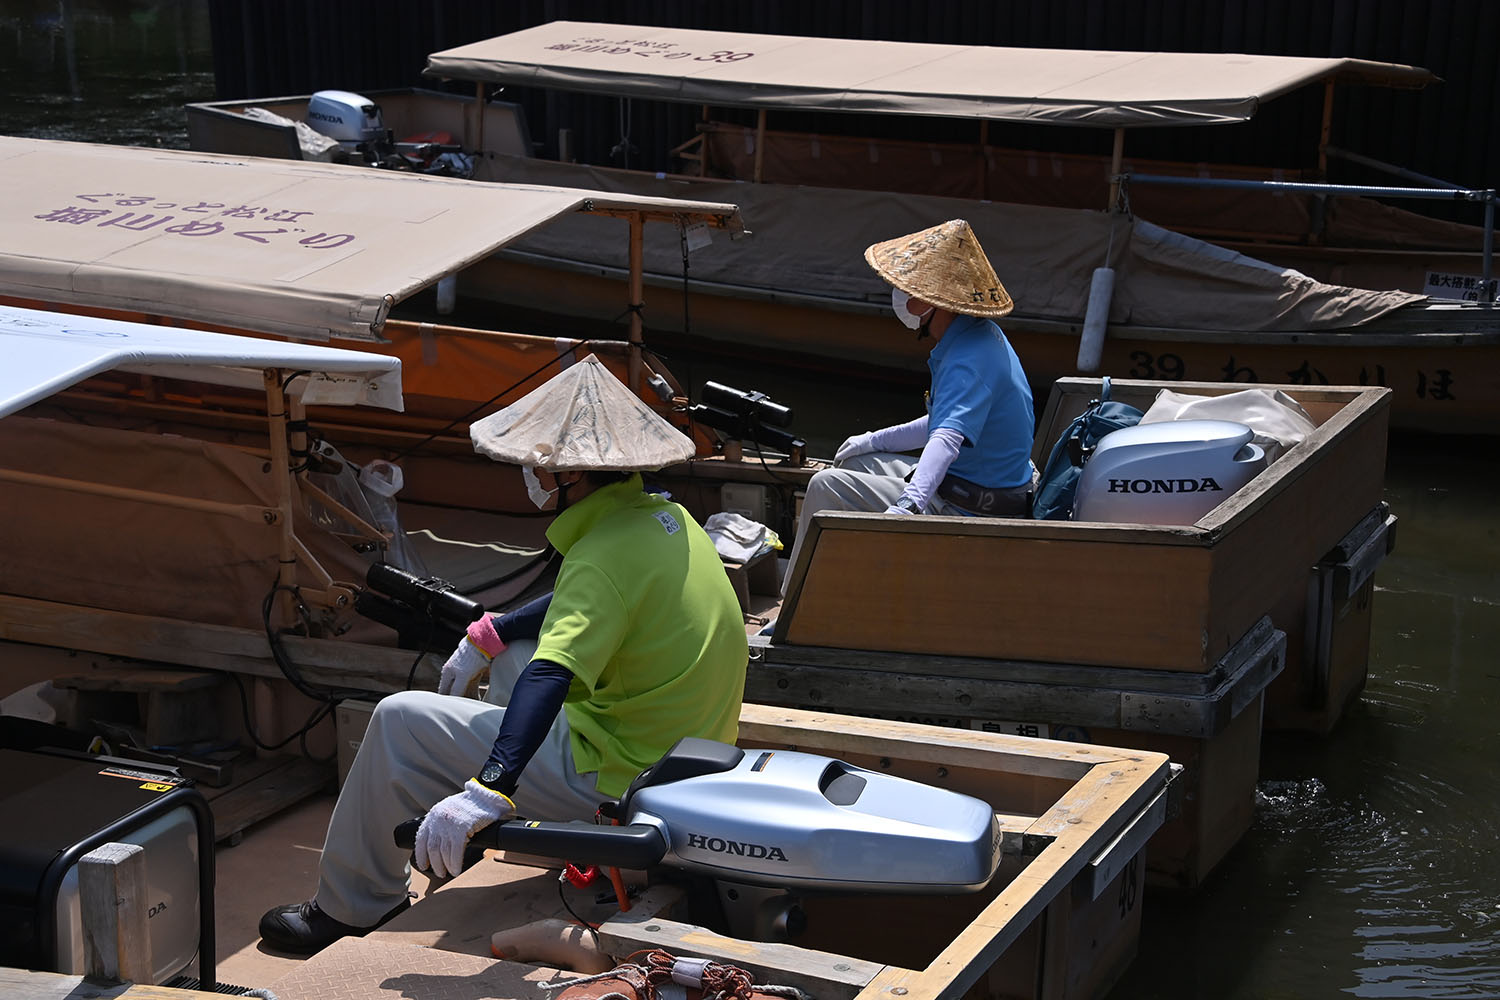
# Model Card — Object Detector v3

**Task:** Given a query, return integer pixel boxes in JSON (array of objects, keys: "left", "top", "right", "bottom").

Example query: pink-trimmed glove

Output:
[
  {"left": 413, "top": 779, "right": 516, "bottom": 878},
  {"left": 436, "top": 616, "right": 508, "bottom": 697}
]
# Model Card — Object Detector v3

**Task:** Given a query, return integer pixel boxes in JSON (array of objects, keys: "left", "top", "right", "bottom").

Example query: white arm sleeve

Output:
[
  {"left": 868, "top": 415, "right": 929, "bottom": 453},
  {"left": 900, "top": 426, "right": 964, "bottom": 510}
]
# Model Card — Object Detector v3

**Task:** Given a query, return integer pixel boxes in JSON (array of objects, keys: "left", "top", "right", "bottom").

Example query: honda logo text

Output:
[
  {"left": 686, "top": 832, "right": 788, "bottom": 862},
  {"left": 1107, "top": 477, "right": 1224, "bottom": 494}
]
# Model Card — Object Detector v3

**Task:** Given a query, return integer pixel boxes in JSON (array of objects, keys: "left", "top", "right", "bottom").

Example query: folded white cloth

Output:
[
  {"left": 1140, "top": 388, "right": 1317, "bottom": 462},
  {"left": 704, "top": 511, "right": 779, "bottom": 563}
]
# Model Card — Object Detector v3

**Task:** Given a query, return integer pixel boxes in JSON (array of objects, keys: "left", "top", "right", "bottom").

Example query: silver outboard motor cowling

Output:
[
  {"left": 306, "top": 90, "right": 387, "bottom": 147},
  {"left": 1073, "top": 419, "right": 1267, "bottom": 525}
]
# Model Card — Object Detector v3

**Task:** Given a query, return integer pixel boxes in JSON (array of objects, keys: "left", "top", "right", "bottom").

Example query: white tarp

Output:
[
  {"left": 0, "top": 136, "right": 743, "bottom": 343},
  {"left": 0, "top": 304, "right": 405, "bottom": 417},
  {"left": 426, "top": 21, "right": 1435, "bottom": 127}
]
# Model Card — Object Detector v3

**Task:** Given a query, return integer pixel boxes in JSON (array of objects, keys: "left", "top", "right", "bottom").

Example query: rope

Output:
[{"left": 537, "top": 949, "right": 807, "bottom": 1000}]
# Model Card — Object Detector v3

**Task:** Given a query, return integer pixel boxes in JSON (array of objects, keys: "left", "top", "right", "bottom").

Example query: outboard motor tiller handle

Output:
[{"left": 393, "top": 816, "right": 667, "bottom": 870}]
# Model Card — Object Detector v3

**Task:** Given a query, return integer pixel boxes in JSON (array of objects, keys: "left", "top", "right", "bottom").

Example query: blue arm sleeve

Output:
[
  {"left": 481, "top": 657, "right": 571, "bottom": 794},
  {"left": 493, "top": 592, "right": 552, "bottom": 642}
]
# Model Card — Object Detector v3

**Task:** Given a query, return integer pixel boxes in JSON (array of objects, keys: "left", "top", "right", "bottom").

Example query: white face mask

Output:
[
  {"left": 891, "top": 287, "right": 933, "bottom": 330},
  {"left": 522, "top": 466, "right": 560, "bottom": 509}
]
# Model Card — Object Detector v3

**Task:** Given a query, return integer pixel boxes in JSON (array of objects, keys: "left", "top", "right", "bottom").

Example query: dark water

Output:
[{"left": 5, "top": 6, "right": 1499, "bottom": 996}]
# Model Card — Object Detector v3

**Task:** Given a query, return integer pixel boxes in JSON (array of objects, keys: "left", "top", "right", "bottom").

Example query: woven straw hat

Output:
[
  {"left": 864, "top": 219, "right": 1013, "bottom": 318},
  {"left": 470, "top": 355, "right": 695, "bottom": 471}
]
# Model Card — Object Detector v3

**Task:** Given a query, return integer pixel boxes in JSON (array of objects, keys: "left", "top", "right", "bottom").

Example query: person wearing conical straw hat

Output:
[
  {"left": 782, "top": 220, "right": 1037, "bottom": 590},
  {"left": 261, "top": 357, "right": 748, "bottom": 955}
]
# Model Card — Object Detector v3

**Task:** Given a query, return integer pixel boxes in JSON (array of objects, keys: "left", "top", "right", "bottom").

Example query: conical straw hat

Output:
[
  {"left": 470, "top": 355, "right": 695, "bottom": 471},
  {"left": 864, "top": 219, "right": 1013, "bottom": 318}
]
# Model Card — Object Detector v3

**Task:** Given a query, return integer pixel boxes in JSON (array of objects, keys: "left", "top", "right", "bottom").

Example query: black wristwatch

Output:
[
  {"left": 893, "top": 495, "right": 922, "bottom": 515},
  {"left": 476, "top": 761, "right": 515, "bottom": 795}
]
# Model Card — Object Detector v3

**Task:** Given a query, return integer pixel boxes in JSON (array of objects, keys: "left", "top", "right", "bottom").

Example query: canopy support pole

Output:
[
  {"left": 474, "top": 81, "right": 486, "bottom": 164},
  {"left": 1107, "top": 128, "right": 1125, "bottom": 211},
  {"left": 978, "top": 120, "right": 989, "bottom": 200},
  {"left": 628, "top": 212, "right": 645, "bottom": 392},
  {"left": 265, "top": 369, "right": 299, "bottom": 622},
  {"left": 1318, "top": 79, "right": 1335, "bottom": 175},
  {"left": 753, "top": 109, "right": 767, "bottom": 183}
]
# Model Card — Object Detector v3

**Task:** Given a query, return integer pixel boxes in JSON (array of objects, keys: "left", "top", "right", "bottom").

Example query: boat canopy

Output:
[
  {"left": 425, "top": 21, "right": 1436, "bottom": 128},
  {"left": 0, "top": 303, "right": 405, "bottom": 417},
  {"left": 0, "top": 136, "right": 744, "bottom": 343}
]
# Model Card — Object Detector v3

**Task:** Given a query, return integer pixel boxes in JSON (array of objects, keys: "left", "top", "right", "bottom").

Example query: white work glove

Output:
[
  {"left": 834, "top": 431, "right": 877, "bottom": 465},
  {"left": 884, "top": 502, "right": 915, "bottom": 516},
  {"left": 413, "top": 779, "right": 516, "bottom": 878},
  {"left": 437, "top": 637, "right": 493, "bottom": 697}
]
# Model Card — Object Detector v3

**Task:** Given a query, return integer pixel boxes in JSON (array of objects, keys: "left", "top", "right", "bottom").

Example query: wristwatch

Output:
[
  {"left": 893, "top": 495, "right": 922, "bottom": 515},
  {"left": 476, "top": 761, "right": 515, "bottom": 795}
]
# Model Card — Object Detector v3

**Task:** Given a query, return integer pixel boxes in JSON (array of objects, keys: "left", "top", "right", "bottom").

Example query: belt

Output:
[{"left": 936, "top": 472, "right": 1033, "bottom": 517}]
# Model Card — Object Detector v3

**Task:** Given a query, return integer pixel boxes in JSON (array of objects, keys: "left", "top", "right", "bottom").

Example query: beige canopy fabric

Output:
[
  {"left": 470, "top": 355, "right": 695, "bottom": 471},
  {"left": 0, "top": 136, "right": 744, "bottom": 343},
  {"left": 426, "top": 21, "right": 1436, "bottom": 127}
]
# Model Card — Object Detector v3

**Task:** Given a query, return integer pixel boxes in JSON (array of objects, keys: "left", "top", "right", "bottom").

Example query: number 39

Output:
[
  {"left": 1127, "top": 351, "right": 1185, "bottom": 380},
  {"left": 695, "top": 50, "right": 753, "bottom": 62}
]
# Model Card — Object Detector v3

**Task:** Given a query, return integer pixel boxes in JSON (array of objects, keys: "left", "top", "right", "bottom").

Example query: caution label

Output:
[{"left": 98, "top": 767, "right": 185, "bottom": 789}]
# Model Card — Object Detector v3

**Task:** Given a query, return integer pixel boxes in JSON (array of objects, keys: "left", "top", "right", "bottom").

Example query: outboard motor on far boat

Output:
[
  {"left": 1072, "top": 419, "right": 1267, "bottom": 525},
  {"left": 305, "top": 90, "right": 473, "bottom": 176}
]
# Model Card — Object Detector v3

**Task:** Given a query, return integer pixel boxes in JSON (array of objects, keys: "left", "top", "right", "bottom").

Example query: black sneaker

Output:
[{"left": 257, "top": 897, "right": 410, "bottom": 955}]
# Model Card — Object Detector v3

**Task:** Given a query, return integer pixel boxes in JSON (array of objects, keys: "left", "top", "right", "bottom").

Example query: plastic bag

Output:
[{"left": 359, "top": 459, "right": 429, "bottom": 576}]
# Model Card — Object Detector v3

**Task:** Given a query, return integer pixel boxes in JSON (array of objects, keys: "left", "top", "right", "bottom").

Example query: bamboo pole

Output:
[
  {"left": 753, "top": 109, "right": 767, "bottom": 183},
  {"left": 474, "top": 81, "right": 486, "bottom": 165},
  {"left": 978, "top": 120, "right": 989, "bottom": 200},
  {"left": 1107, "top": 127, "right": 1125, "bottom": 211},
  {"left": 1318, "top": 79, "right": 1335, "bottom": 175},
  {"left": 265, "top": 369, "right": 299, "bottom": 622},
  {"left": 0, "top": 468, "right": 277, "bottom": 523},
  {"left": 628, "top": 212, "right": 645, "bottom": 393}
]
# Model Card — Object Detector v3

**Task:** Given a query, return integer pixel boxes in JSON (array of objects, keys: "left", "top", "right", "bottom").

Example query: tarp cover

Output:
[
  {"left": 0, "top": 415, "right": 376, "bottom": 631},
  {"left": 0, "top": 304, "right": 404, "bottom": 418},
  {"left": 481, "top": 155, "right": 1425, "bottom": 335},
  {"left": 426, "top": 21, "right": 1435, "bottom": 127},
  {"left": 0, "top": 136, "right": 743, "bottom": 343}
]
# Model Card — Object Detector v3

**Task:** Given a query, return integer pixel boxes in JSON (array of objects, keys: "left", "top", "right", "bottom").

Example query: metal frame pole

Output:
[{"left": 1485, "top": 194, "right": 1495, "bottom": 305}]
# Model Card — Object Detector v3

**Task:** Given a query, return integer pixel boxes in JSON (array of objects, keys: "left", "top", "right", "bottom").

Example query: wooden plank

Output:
[
  {"left": 784, "top": 521, "right": 1217, "bottom": 670},
  {"left": 596, "top": 913, "right": 886, "bottom": 1000},
  {"left": 79, "top": 842, "right": 152, "bottom": 985},
  {"left": 736, "top": 704, "right": 1127, "bottom": 779},
  {"left": 207, "top": 755, "right": 333, "bottom": 844},
  {"left": 0, "top": 596, "right": 431, "bottom": 694},
  {"left": 52, "top": 666, "right": 220, "bottom": 692},
  {"left": 0, "top": 968, "right": 206, "bottom": 999}
]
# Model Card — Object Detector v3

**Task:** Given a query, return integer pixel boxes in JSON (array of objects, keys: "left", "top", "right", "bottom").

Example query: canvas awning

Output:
[
  {"left": 0, "top": 303, "right": 405, "bottom": 417},
  {"left": 425, "top": 21, "right": 1436, "bottom": 127},
  {"left": 0, "top": 136, "right": 744, "bottom": 343}
]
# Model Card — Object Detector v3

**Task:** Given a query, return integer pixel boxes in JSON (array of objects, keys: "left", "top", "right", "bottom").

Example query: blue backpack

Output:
[{"left": 1032, "top": 377, "right": 1143, "bottom": 520}]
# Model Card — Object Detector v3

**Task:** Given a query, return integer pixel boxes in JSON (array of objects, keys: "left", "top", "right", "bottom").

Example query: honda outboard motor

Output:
[
  {"left": 1072, "top": 419, "right": 1267, "bottom": 525},
  {"left": 395, "top": 737, "right": 1000, "bottom": 941},
  {"left": 304, "top": 89, "right": 472, "bottom": 176},
  {"left": 306, "top": 90, "right": 387, "bottom": 147}
]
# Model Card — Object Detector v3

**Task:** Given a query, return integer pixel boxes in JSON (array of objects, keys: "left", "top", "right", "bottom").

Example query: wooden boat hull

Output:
[{"left": 475, "top": 254, "right": 1497, "bottom": 437}]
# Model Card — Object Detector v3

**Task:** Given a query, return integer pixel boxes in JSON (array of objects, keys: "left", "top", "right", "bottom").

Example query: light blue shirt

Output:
[{"left": 926, "top": 314, "right": 1035, "bottom": 489}]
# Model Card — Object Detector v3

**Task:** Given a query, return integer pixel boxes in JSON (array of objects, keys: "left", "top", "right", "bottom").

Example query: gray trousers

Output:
[
  {"left": 315, "top": 639, "right": 603, "bottom": 927},
  {"left": 782, "top": 451, "right": 971, "bottom": 594}
]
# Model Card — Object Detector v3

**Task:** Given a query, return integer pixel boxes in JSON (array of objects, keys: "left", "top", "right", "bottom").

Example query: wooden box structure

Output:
[
  {"left": 288, "top": 705, "right": 1174, "bottom": 1000},
  {"left": 761, "top": 379, "right": 1394, "bottom": 886}
]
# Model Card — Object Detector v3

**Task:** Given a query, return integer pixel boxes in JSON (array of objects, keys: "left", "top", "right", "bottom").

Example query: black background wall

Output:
[{"left": 207, "top": 0, "right": 1498, "bottom": 214}]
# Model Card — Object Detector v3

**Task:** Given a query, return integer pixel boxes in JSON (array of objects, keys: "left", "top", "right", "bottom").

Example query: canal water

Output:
[{"left": 3, "top": 4, "right": 1498, "bottom": 997}]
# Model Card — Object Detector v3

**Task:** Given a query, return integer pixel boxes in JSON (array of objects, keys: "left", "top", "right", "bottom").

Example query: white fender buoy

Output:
[
  {"left": 1077, "top": 266, "right": 1115, "bottom": 372},
  {"left": 436, "top": 273, "right": 458, "bottom": 315}
]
